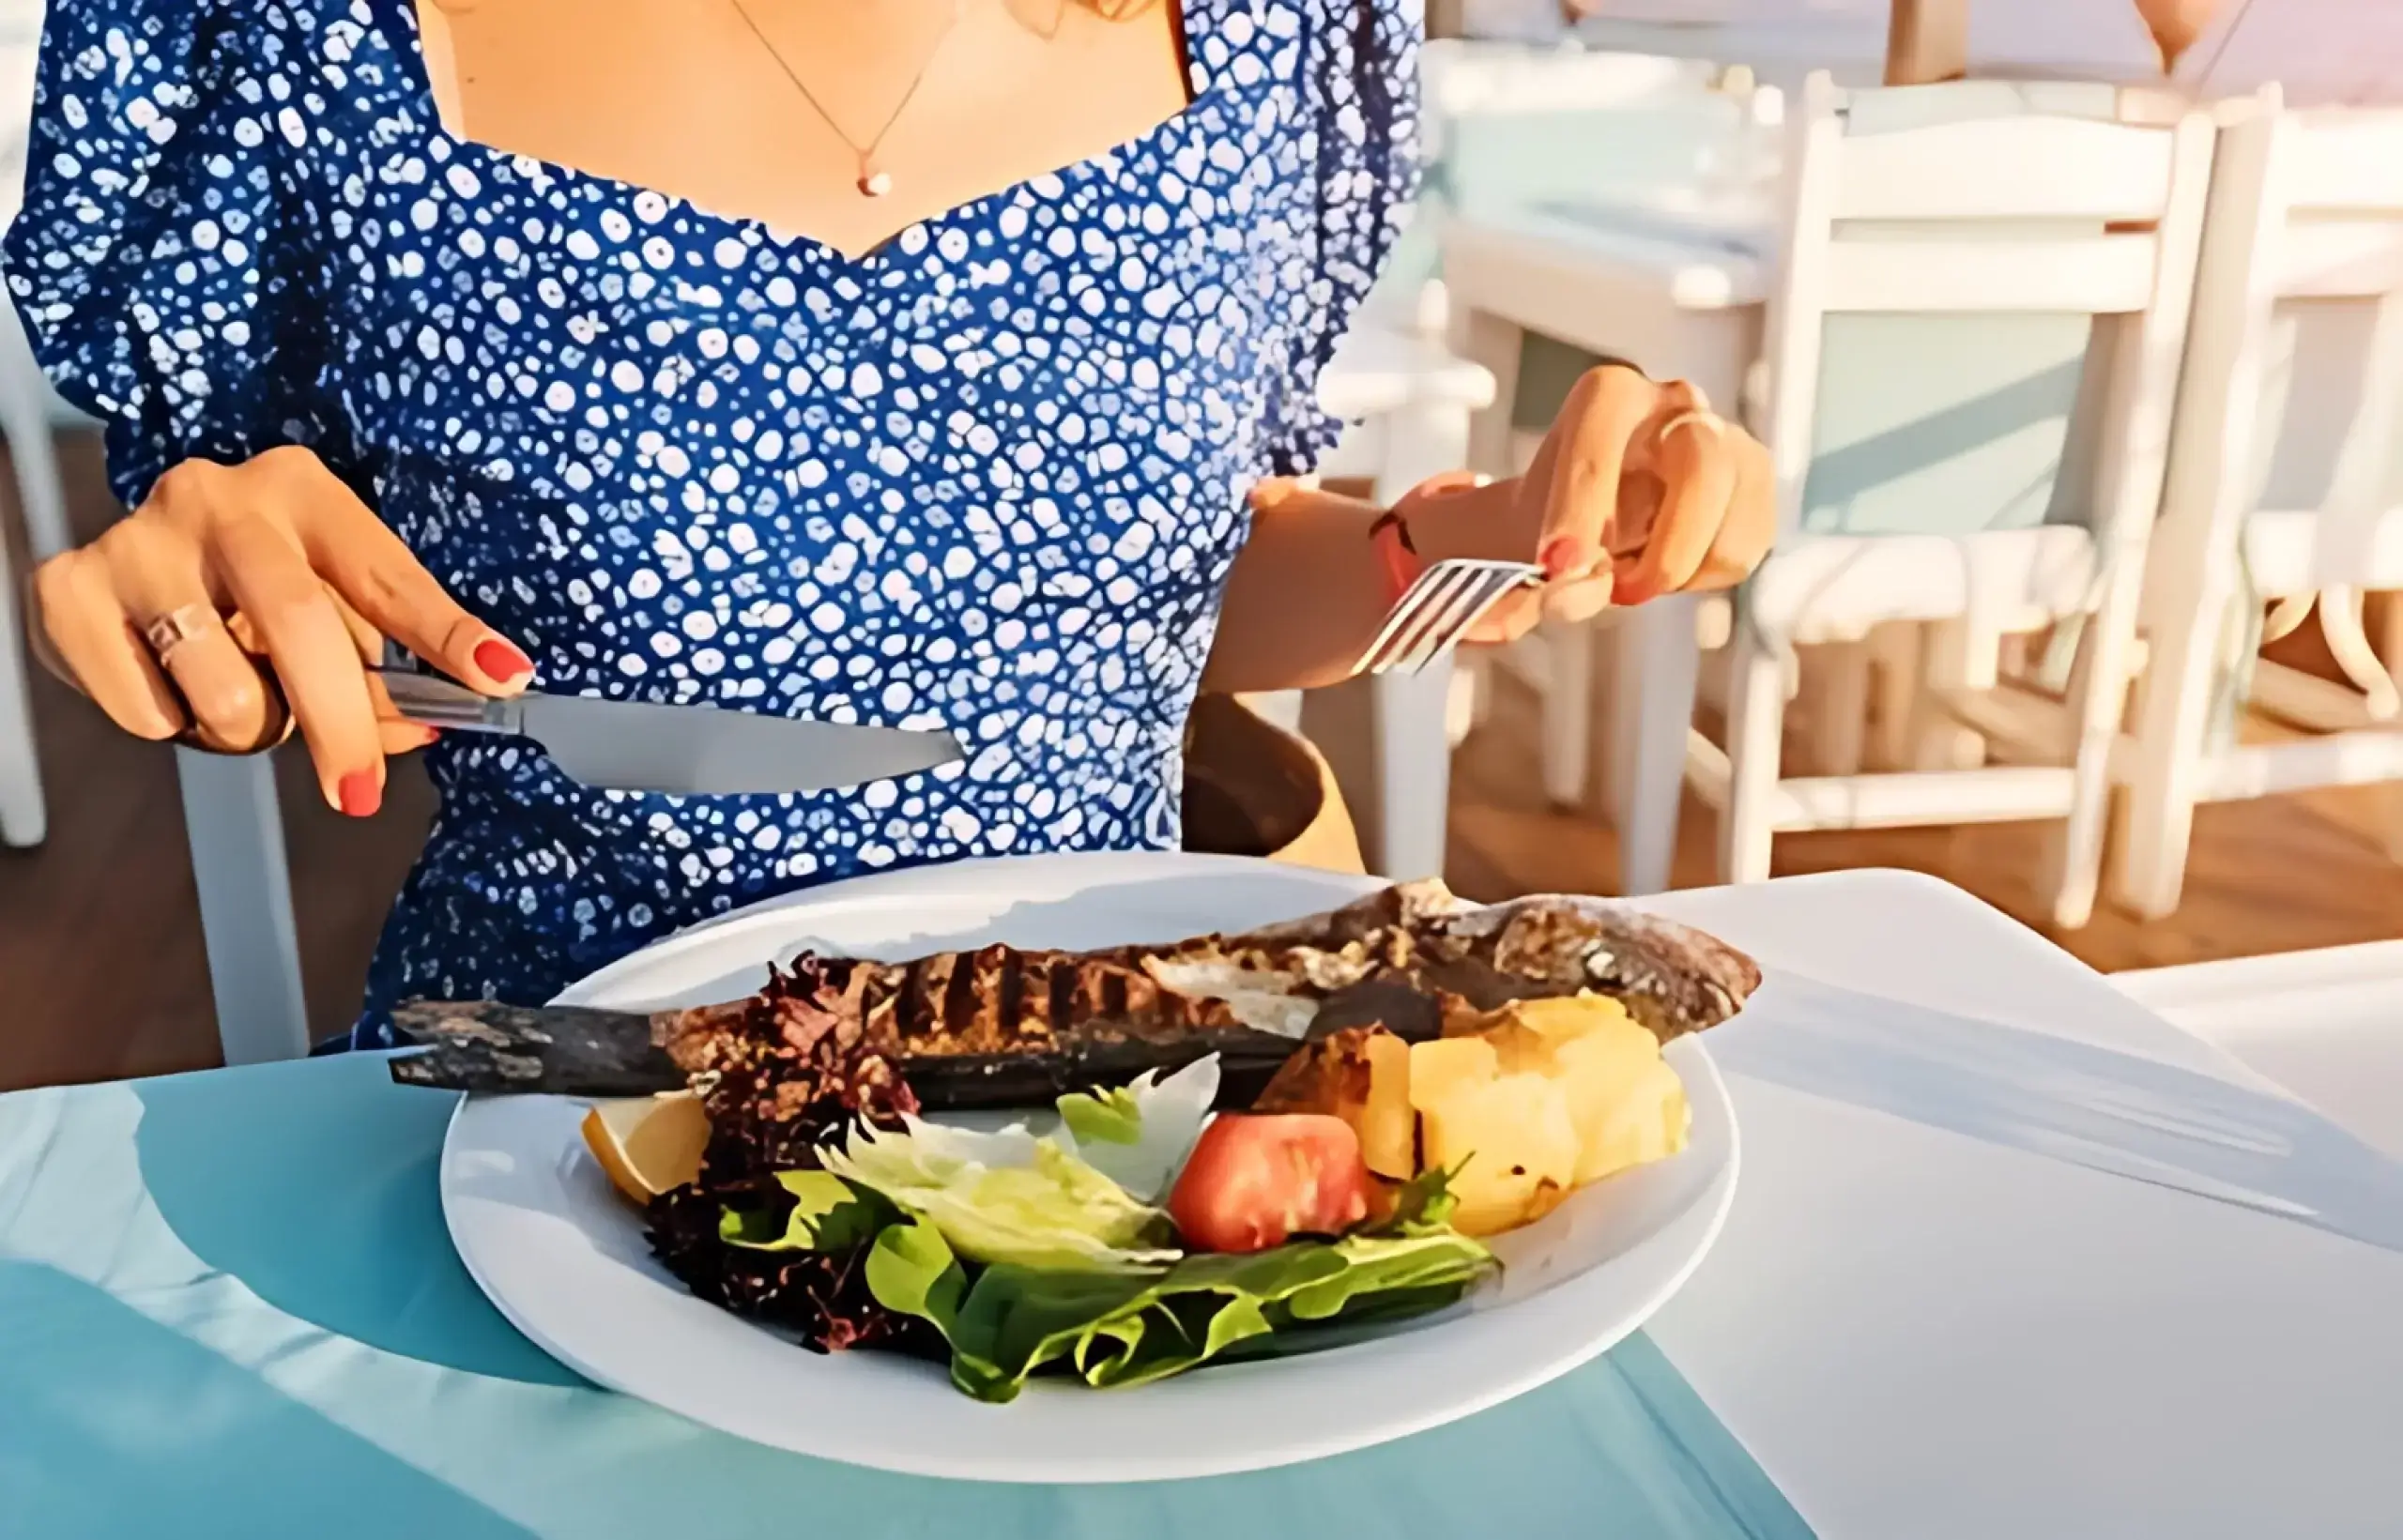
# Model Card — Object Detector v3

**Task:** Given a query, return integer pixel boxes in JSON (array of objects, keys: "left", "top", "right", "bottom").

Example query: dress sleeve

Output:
[
  {"left": 1263, "top": 0, "right": 1423, "bottom": 479},
  {"left": 3, "top": 0, "right": 336, "bottom": 508}
]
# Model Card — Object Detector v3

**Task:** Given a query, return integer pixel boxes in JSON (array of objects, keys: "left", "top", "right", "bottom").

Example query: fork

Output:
[{"left": 1352, "top": 558, "right": 1546, "bottom": 677}]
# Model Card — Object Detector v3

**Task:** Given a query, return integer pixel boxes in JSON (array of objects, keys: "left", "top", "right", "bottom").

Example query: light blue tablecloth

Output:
[{"left": 0, "top": 1054, "right": 1813, "bottom": 1539}]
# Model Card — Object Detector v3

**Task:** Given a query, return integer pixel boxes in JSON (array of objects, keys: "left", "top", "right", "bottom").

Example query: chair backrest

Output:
[
  {"left": 1374, "top": 41, "right": 1768, "bottom": 320},
  {"left": 1401, "top": 41, "right": 1779, "bottom": 432},
  {"left": 1756, "top": 74, "right": 2219, "bottom": 550},
  {"left": 1420, "top": 41, "right": 1755, "bottom": 221},
  {"left": 2166, "top": 91, "right": 2403, "bottom": 547}
]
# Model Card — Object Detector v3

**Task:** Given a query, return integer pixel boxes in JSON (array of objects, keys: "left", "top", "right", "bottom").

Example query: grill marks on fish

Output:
[
  {"left": 393, "top": 880, "right": 1763, "bottom": 1106},
  {"left": 851, "top": 945, "right": 1244, "bottom": 1061}
]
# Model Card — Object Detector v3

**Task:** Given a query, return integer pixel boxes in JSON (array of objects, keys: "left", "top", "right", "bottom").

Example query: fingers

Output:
[
  {"left": 1541, "top": 573, "right": 1617, "bottom": 626},
  {"left": 365, "top": 669, "right": 441, "bottom": 756},
  {"left": 1533, "top": 367, "right": 1665, "bottom": 580},
  {"left": 1688, "top": 430, "right": 1776, "bottom": 593},
  {"left": 30, "top": 548, "right": 185, "bottom": 740},
  {"left": 98, "top": 519, "right": 285, "bottom": 753},
  {"left": 333, "top": 590, "right": 440, "bottom": 755},
  {"left": 257, "top": 448, "right": 534, "bottom": 694},
  {"left": 1463, "top": 586, "right": 1542, "bottom": 646},
  {"left": 209, "top": 509, "right": 390, "bottom": 816},
  {"left": 1613, "top": 413, "right": 1739, "bottom": 606}
]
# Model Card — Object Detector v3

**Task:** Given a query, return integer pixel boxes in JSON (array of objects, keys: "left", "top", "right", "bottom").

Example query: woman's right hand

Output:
[{"left": 29, "top": 446, "right": 536, "bottom": 817}]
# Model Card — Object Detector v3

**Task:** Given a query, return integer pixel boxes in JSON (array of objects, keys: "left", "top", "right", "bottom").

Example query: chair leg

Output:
[
  {"left": 176, "top": 748, "right": 313, "bottom": 1063},
  {"left": 1912, "top": 617, "right": 1995, "bottom": 770},
  {"left": 2110, "top": 573, "right": 2231, "bottom": 920},
  {"left": 1868, "top": 622, "right": 1921, "bottom": 770},
  {"left": 1718, "top": 628, "right": 1784, "bottom": 887},
  {"left": 1612, "top": 593, "right": 1701, "bottom": 896},
  {"left": 0, "top": 528, "right": 45, "bottom": 848},
  {"left": 2380, "top": 592, "right": 2403, "bottom": 863},
  {"left": 1244, "top": 691, "right": 1305, "bottom": 735},
  {"left": 1370, "top": 658, "right": 1456, "bottom": 881},
  {"left": 1810, "top": 638, "right": 1872, "bottom": 776},
  {"left": 2049, "top": 563, "right": 2153, "bottom": 930},
  {"left": 1539, "top": 618, "right": 1591, "bottom": 807},
  {"left": 0, "top": 298, "right": 70, "bottom": 561}
]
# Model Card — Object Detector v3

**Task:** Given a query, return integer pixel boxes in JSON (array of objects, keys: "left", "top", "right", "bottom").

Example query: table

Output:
[
  {"left": 1638, "top": 872, "right": 2403, "bottom": 1537},
  {"left": 6, "top": 869, "right": 2400, "bottom": 1536},
  {"left": 2114, "top": 940, "right": 2403, "bottom": 1159}
]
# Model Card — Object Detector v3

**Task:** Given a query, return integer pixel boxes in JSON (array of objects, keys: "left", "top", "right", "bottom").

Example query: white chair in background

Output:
[
  {"left": 1683, "top": 74, "right": 2217, "bottom": 926},
  {"left": 2114, "top": 91, "right": 2403, "bottom": 918},
  {"left": 0, "top": 474, "right": 41, "bottom": 848},
  {"left": 0, "top": 7, "right": 63, "bottom": 849},
  {"left": 1279, "top": 39, "right": 1743, "bottom": 880},
  {"left": 1418, "top": 43, "right": 1781, "bottom": 890},
  {"left": 1282, "top": 280, "right": 1497, "bottom": 882}
]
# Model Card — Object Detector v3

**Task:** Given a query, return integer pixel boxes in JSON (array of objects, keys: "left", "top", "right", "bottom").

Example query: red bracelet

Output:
[{"left": 1369, "top": 508, "right": 1423, "bottom": 605}]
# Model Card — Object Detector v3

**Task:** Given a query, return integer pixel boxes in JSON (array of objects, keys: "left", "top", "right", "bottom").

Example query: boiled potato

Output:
[
  {"left": 1417, "top": 1071, "right": 1583, "bottom": 1237},
  {"left": 1420, "top": 995, "right": 1689, "bottom": 1223},
  {"left": 1499, "top": 994, "right": 1634, "bottom": 1041},
  {"left": 1356, "top": 1030, "right": 1416, "bottom": 1180},
  {"left": 1407, "top": 1034, "right": 1499, "bottom": 1110},
  {"left": 1554, "top": 1032, "right": 1689, "bottom": 1184}
]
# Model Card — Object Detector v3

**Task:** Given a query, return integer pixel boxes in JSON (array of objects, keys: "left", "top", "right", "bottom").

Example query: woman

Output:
[{"left": 8, "top": 0, "right": 1772, "bottom": 1045}]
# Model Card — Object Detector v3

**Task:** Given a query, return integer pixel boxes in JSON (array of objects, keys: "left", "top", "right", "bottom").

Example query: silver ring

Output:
[
  {"left": 140, "top": 602, "right": 221, "bottom": 666},
  {"left": 1655, "top": 407, "right": 1725, "bottom": 445}
]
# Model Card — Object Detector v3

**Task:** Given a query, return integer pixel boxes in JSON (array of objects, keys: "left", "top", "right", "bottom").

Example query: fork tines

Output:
[{"left": 1354, "top": 558, "right": 1546, "bottom": 677}]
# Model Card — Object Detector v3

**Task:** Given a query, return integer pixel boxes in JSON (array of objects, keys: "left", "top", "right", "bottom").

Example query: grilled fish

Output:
[{"left": 388, "top": 878, "right": 1761, "bottom": 1108}]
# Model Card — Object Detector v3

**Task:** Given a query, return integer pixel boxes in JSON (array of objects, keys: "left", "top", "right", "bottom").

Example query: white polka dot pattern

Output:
[{"left": 3, "top": 0, "right": 1418, "bottom": 1043}]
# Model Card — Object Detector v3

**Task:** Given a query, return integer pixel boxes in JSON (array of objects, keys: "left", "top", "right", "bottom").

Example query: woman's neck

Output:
[{"left": 413, "top": 0, "right": 1192, "bottom": 258}]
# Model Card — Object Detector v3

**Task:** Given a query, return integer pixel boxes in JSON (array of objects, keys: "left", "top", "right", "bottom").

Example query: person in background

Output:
[{"left": 8, "top": 0, "right": 1771, "bottom": 1046}]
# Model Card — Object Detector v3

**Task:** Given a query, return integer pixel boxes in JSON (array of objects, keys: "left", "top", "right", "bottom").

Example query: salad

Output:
[{"left": 597, "top": 961, "right": 1691, "bottom": 1402}]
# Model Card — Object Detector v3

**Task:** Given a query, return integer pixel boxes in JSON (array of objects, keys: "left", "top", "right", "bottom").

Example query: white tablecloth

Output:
[{"left": 1642, "top": 870, "right": 2403, "bottom": 1539}]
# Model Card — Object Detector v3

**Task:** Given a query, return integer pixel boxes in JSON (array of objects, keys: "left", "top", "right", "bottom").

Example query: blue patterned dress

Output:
[{"left": 6, "top": 0, "right": 1417, "bottom": 1045}]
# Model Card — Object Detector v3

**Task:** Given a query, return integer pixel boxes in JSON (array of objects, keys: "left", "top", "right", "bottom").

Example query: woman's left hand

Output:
[{"left": 1398, "top": 364, "right": 1775, "bottom": 644}]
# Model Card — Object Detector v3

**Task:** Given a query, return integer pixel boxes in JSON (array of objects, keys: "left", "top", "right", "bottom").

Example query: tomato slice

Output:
[{"left": 1167, "top": 1114, "right": 1373, "bottom": 1254}]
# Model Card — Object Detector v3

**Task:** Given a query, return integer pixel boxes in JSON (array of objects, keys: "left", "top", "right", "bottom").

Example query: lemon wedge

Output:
[{"left": 580, "top": 1091, "right": 710, "bottom": 1205}]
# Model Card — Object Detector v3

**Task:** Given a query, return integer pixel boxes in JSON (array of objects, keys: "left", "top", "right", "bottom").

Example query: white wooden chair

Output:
[
  {"left": 1287, "top": 284, "right": 1496, "bottom": 883},
  {"left": 1684, "top": 73, "right": 2217, "bottom": 926},
  {"left": 1, "top": 6, "right": 65, "bottom": 849},
  {"left": 1286, "top": 39, "right": 1749, "bottom": 880},
  {"left": 2114, "top": 90, "right": 2403, "bottom": 918},
  {"left": 0, "top": 473, "right": 42, "bottom": 848}
]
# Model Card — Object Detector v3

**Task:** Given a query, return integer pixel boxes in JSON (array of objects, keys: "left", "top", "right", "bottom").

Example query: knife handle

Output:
[
  {"left": 375, "top": 669, "right": 519, "bottom": 733},
  {"left": 164, "top": 657, "right": 515, "bottom": 757}
]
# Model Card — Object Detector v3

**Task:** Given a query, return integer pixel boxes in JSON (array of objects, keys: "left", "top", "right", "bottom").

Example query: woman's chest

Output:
[
  {"left": 335, "top": 149, "right": 1309, "bottom": 709},
  {"left": 329, "top": 79, "right": 1313, "bottom": 487}
]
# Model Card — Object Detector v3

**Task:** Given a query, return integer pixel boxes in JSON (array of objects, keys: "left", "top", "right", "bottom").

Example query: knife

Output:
[{"left": 375, "top": 668, "right": 964, "bottom": 795}]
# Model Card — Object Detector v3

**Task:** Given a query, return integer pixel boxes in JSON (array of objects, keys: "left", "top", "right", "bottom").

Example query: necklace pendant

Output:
[{"left": 857, "top": 165, "right": 894, "bottom": 199}]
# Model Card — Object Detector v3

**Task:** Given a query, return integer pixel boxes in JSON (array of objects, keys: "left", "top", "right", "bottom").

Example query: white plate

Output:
[{"left": 438, "top": 852, "right": 1740, "bottom": 1483}]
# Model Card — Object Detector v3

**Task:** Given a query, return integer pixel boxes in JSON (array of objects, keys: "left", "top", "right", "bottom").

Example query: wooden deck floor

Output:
[{"left": 5, "top": 431, "right": 2399, "bottom": 1091}]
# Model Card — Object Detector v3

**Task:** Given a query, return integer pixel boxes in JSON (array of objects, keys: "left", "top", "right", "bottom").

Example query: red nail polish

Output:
[
  {"left": 473, "top": 636, "right": 534, "bottom": 683},
  {"left": 1539, "top": 536, "right": 1580, "bottom": 578},
  {"left": 338, "top": 770, "right": 382, "bottom": 818}
]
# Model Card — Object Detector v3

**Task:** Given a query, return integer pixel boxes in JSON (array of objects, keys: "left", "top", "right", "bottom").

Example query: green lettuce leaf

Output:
[
  {"left": 1052, "top": 1055, "right": 1218, "bottom": 1201},
  {"left": 717, "top": 1171, "right": 900, "bottom": 1253},
  {"left": 1056, "top": 1085, "right": 1143, "bottom": 1146},
  {"left": 863, "top": 1214, "right": 1496, "bottom": 1403},
  {"left": 820, "top": 1123, "right": 1178, "bottom": 1273}
]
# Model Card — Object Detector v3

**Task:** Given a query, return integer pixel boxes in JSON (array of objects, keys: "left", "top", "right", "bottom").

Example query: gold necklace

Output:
[{"left": 724, "top": 0, "right": 968, "bottom": 198}]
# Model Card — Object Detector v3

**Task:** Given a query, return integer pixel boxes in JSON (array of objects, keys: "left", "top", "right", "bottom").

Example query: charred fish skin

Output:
[
  {"left": 387, "top": 999, "right": 683, "bottom": 1095},
  {"left": 386, "top": 880, "right": 1762, "bottom": 1102}
]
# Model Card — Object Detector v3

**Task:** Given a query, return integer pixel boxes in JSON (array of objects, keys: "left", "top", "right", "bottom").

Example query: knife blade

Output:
[{"left": 376, "top": 669, "right": 963, "bottom": 795}]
